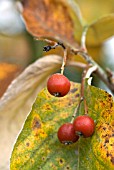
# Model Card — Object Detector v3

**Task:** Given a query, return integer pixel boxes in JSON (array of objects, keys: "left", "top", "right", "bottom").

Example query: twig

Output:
[
  {"left": 71, "top": 65, "right": 97, "bottom": 122},
  {"left": 43, "top": 41, "right": 67, "bottom": 74},
  {"left": 61, "top": 47, "right": 67, "bottom": 75},
  {"left": 72, "top": 50, "right": 114, "bottom": 94}
]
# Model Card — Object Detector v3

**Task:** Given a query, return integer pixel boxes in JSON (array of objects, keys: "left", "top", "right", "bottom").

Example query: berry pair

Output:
[{"left": 57, "top": 115, "right": 95, "bottom": 145}]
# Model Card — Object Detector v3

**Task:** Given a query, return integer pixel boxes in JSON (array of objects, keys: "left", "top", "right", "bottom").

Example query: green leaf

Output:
[
  {"left": 75, "top": 0, "right": 114, "bottom": 23},
  {"left": 10, "top": 82, "right": 114, "bottom": 170},
  {"left": 86, "top": 14, "right": 114, "bottom": 46},
  {"left": 0, "top": 55, "right": 62, "bottom": 169}
]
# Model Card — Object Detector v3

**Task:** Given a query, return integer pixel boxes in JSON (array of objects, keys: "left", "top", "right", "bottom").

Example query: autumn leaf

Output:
[
  {"left": 20, "top": 0, "right": 114, "bottom": 47},
  {"left": 0, "top": 55, "right": 62, "bottom": 170},
  {"left": 10, "top": 82, "right": 114, "bottom": 170},
  {"left": 21, "top": 0, "right": 83, "bottom": 48}
]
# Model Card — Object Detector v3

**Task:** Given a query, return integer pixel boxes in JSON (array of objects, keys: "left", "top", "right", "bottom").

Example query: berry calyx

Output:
[
  {"left": 57, "top": 123, "right": 79, "bottom": 145},
  {"left": 47, "top": 73, "right": 71, "bottom": 97},
  {"left": 73, "top": 115, "right": 95, "bottom": 138}
]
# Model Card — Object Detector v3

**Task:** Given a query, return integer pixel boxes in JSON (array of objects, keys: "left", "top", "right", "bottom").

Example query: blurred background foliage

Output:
[{"left": 0, "top": 0, "right": 114, "bottom": 97}]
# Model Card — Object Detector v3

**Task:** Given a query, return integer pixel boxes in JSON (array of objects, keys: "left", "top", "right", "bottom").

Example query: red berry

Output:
[
  {"left": 47, "top": 73, "right": 70, "bottom": 97},
  {"left": 73, "top": 115, "right": 95, "bottom": 138},
  {"left": 57, "top": 123, "right": 79, "bottom": 145}
]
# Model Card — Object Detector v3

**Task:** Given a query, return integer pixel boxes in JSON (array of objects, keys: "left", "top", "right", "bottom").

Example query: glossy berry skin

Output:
[
  {"left": 73, "top": 115, "right": 95, "bottom": 138},
  {"left": 47, "top": 73, "right": 71, "bottom": 97},
  {"left": 57, "top": 123, "right": 79, "bottom": 145}
]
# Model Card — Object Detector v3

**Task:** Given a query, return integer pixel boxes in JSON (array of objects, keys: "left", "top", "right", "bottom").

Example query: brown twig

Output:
[
  {"left": 71, "top": 65, "right": 97, "bottom": 122},
  {"left": 72, "top": 50, "right": 114, "bottom": 94},
  {"left": 43, "top": 41, "right": 67, "bottom": 74}
]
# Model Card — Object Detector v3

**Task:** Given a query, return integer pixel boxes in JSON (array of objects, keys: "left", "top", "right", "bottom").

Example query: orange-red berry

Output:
[
  {"left": 47, "top": 73, "right": 70, "bottom": 97},
  {"left": 73, "top": 115, "right": 95, "bottom": 138},
  {"left": 57, "top": 123, "right": 79, "bottom": 145}
]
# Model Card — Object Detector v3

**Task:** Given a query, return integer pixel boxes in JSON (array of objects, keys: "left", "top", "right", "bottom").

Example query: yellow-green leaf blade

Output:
[
  {"left": 86, "top": 14, "right": 114, "bottom": 46},
  {"left": 0, "top": 55, "right": 62, "bottom": 169},
  {"left": 78, "top": 84, "right": 114, "bottom": 169},
  {"left": 10, "top": 82, "right": 80, "bottom": 170},
  {"left": 75, "top": 0, "right": 114, "bottom": 24},
  {"left": 10, "top": 82, "right": 114, "bottom": 170}
]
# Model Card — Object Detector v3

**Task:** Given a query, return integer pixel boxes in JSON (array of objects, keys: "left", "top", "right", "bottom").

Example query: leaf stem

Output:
[
  {"left": 81, "top": 26, "right": 88, "bottom": 52},
  {"left": 60, "top": 47, "right": 67, "bottom": 75},
  {"left": 42, "top": 40, "right": 67, "bottom": 75}
]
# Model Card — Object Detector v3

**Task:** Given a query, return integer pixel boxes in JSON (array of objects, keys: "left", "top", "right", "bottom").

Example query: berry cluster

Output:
[
  {"left": 57, "top": 115, "right": 95, "bottom": 144},
  {"left": 47, "top": 73, "right": 95, "bottom": 145}
]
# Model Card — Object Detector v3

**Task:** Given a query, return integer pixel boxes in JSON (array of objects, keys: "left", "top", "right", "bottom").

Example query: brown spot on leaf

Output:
[
  {"left": 42, "top": 157, "right": 45, "bottom": 161},
  {"left": 108, "top": 94, "right": 112, "bottom": 98},
  {"left": 105, "top": 138, "right": 109, "bottom": 143},
  {"left": 66, "top": 166, "right": 70, "bottom": 169},
  {"left": 70, "top": 88, "right": 78, "bottom": 93},
  {"left": 59, "top": 158, "right": 64, "bottom": 164},
  {"left": 32, "top": 117, "right": 41, "bottom": 130},
  {"left": 103, "top": 127, "right": 106, "bottom": 130},
  {"left": 111, "top": 157, "right": 114, "bottom": 164},
  {"left": 75, "top": 93, "right": 80, "bottom": 98},
  {"left": 106, "top": 152, "right": 110, "bottom": 157},
  {"left": 26, "top": 142, "right": 30, "bottom": 147}
]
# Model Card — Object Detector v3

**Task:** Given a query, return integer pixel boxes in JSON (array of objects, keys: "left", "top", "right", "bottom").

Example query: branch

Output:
[{"left": 71, "top": 50, "right": 114, "bottom": 94}]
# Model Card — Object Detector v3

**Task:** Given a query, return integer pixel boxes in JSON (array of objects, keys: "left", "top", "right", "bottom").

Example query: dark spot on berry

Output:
[
  {"left": 53, "top": 92, "right": 61, "bottom": 97},
  {"left": 63, "top": 141, "right": 73, "bottom": 145}
]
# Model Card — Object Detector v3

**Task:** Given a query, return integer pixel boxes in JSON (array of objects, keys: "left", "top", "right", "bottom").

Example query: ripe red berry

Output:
[
  {"left": 57, "top": 123, "right": 79, "bottom": 145},
  {"left": 47, "top": 73, "right": 71, "bottom": 97},
  {"left": 73, "top": 115, "right": 95, "bottom": 138}
]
